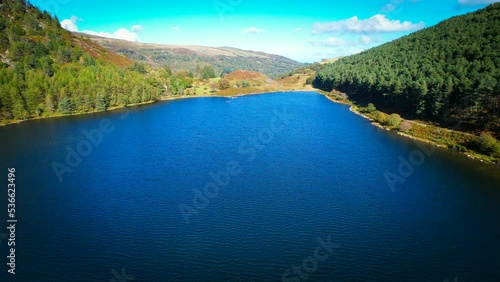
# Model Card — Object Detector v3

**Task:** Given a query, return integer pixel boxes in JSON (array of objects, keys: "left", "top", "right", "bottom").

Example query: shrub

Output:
[
  {"left": 237, "top": 80, "right": 250, "bottom": 88},
  {"left": 366, "top": 103, "right": 376, "bottom": 113},
  {"left": 385, "top": 113, "right": 402, "bottom": 127},
  {"left": 399, "top": 121, "right": 413, "bottom": 132},
  {"left": 474, "top": 133, "right": 500, "bottom": 157},
  {"left": 372, "top": 110, "right": 387, "bottom": 124},
  {"left": 218, "top": 79, "right": 230, "bottom": 90},
  {"left": 306, "top": 76, "right": 314, "bottom": 85}
]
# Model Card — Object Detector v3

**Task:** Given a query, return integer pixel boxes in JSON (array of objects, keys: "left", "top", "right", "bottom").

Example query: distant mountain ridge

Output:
[{"left": 75, "top": 32, "right": 305, "bottom": 78}]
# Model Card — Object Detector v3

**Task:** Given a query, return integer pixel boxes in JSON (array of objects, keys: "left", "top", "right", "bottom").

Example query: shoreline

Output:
[
  {"left": 0, "top": 100, "right": 157, "bottom": 127},
  {"left": 321, "top": 92, "right": 497, "bottom": 164},
  {"left": 2, "top": 88, "right": 496, "bottom": 164},
  {"left": 0, "top": 90, "right": 291, "bottom": 127}
]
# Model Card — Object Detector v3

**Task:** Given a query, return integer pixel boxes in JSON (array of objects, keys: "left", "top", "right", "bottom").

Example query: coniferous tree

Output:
[{"left": 315, "top": 3, "right": 500, "bottom": 133}]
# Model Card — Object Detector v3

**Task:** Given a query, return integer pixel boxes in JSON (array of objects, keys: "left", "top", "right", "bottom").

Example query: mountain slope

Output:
[
  {"left": 0, "top": 0, "right": 160, "bottom": 123},
  {"left": 76, "top": 33, "right": 305, "bottom": 78},
  {"left": 314, "top": 3, "right": 500, "bottom": 134}
]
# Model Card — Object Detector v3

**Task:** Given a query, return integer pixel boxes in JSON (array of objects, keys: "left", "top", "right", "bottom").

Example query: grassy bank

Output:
[
  {"left": 1, "top": 69, "right": 318, "bottom": 127},
  {"left": 4, "top": 82, "right": 497, "bottom": 165},
  {"left": 0, "top": 91, "right": 284, "bottom": 127},
  {"left": 320, "top": 91, "right": 500, "bottom": 164},
  {"left": 0, "top": 100, "right": 158, "bottom": 127}
]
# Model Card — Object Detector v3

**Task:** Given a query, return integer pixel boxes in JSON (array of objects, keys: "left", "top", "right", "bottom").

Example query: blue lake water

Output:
[{"left": 0, "top": 92, "right": 499, "bottom": 281}]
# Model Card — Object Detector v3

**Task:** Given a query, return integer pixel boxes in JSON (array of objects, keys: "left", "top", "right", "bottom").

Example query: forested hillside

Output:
[
  {"left": 0, "top": 0, "right": 161, "bottom": 123},
  {"left": 314, "top": 3, "right": 499, "bottom": 134}
]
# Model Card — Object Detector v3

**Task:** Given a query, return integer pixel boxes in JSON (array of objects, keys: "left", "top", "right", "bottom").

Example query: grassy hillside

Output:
[
  {"left": 315, "top": 3, "right": 499, "bottom": 135},
  {"left": 0, "top": 0, "right": 163, "bottom": 124},
  {"left": 216, "top": 70, "right": 280, "bottom": 96},
  {"left": 158, "top": 69, "right": 315, "bottom": 98},
  {"left": 77, "top": 33, "right": 305, "bottom": 78}
]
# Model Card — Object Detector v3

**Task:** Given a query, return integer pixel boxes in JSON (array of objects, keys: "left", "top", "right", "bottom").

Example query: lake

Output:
[{"left": 0, "top": 92, "right": 499, "bottom": 281}]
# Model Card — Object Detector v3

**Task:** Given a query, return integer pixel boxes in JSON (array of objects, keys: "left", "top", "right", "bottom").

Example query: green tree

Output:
[
  {"left": 385, "top": 114, "right": 402, "bottom": 127},
  {"left": 366, "top": 103, "right": 376, "bottom": 113},
  {"left": 44, "top": 94, "right": 55, "bottom": 114},
  {"left": 12, "top": 100, "right": 29, "bottom": 120},
  {"left": 10, "top": 42, "right": 26, "bottom": 61},
  {"left": 306, "top": 76, "right": 314, "bottom": 85},
  {"left": 58, "top": 97, "right": 73, "bottom": 114},
  {"left": 238, "top": 80, "right": 250, "bottom": 88},
  {"left": 201, "top": 65, "right": 216, "bottom": 79},
  {"left": 0, "top": 19, "right": 6, "bottom": 31},
  {"left": 474, "top": 133, "right": 500, "bottom": 157},
  {"left": 127, "top": 62, "right": 148, "bottom": 74},
  {"left": 163, "top": 65, "right": 172, "bottom": 77},
  {"left": 95, "top": 93, "right": 108, "bottom": 112},
  {"left": 11, "top": 23, "right": 26, "bottom": 37},
  {"left": 218, "top": 79, "right": 230, "bottom": 90}
]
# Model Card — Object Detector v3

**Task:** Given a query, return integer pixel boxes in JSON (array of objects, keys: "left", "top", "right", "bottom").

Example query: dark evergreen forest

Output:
[{"left": 314, "top": 3, "right": 499, "bottom": 134}]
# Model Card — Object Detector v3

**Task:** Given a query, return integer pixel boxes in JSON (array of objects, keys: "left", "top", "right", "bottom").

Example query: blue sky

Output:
[{"left": 30, "top": 0, "right": 499, "bottom": 62}]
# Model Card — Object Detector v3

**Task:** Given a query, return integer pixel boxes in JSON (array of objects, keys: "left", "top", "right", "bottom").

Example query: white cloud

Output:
[
  {"left": 359, "top": 35, "right": 375, "bottom": 45},
  {"left": 381, "top": 0, "right": 404, "bottom": 13},
  {"left": 61, "top": 16, "right": 143, "bottom": 42},
  {"left": 312, "top": 14, "right": 424, "bottom": 34},
  {"left": 81, "top": 29, "right": 140, "bottom": 42},
  {"left": 60, "top": 16, "right": 79, "bottom": 32},
  {"left": 131, "top": 25, "right": 143, "bottom": 33},
  {"left": 242, "top": 27, "right": 264, "bottom": 34},
  {"left": 114, "top": 28, "right": 140, "bottom": 41},
  {"left": 171, "top": 26, "right": 180, "bottom": 31},
  {"left": 310, "top": 37, "right": 348, "bottom": 47},
  {"left": 306, "top": 34, "right": 383, "bottom": 62},
  {"left": 293, "top": 27, "right": 303, "bottom": 33},
  {"left": 311, "top": 46, "right": 366, "bottom": 60},
  {"left": 310, "top": 35, "right": 380, "bottom": 48},
  {"left": 60, "top": 17, "right": 142, "bottom": 42},
  {"left": 83, "top": 28, "right": 141, "bottom": 42},
  {"left": 458, "top": 0, "right": 499, "bottom": 5}
]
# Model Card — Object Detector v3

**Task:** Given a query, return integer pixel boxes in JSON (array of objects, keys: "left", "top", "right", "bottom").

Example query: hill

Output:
[
  {"left": 215, "top": 70, "right": 280, "bottom": 96},
  {"left": 72, "top": 36, "right": 133, "bottom": 67},
  {"left": 319, "top": 57, "right": 342, "bottom": 64},
  {"left": 314, "top": 3, "right": 500, "bottom": 135},
  {"left": 76, "top": 33, "right": 305, "bottom": 78},
  {"left": 0, "top": 0, "right": 163, "bottom": 124}
]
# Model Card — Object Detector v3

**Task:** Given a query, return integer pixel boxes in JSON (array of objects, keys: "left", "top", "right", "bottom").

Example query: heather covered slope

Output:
[{"left": 78, "top": 33, "right": 305, "bottom": 78}]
